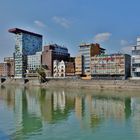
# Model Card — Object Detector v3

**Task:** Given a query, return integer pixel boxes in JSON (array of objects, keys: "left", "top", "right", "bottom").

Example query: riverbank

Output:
[
  {"left": 46, "top": 79, "right": 140, "bottom": 91},
  {"left": 1, "top": 78, "right": 140, "bottom": 91}
]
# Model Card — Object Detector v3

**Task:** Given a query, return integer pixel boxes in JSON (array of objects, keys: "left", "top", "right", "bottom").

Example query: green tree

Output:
[{"left": 36, "top": 68, "right": 46, "bottom": 83}]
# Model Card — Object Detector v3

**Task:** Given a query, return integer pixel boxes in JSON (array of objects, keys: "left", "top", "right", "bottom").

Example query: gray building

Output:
[
  {"left": 9, "top": 28, "right": 42, "bottom": 78},
  {"left": 27, "top": 52, "right": 42, "bottom": 72}
]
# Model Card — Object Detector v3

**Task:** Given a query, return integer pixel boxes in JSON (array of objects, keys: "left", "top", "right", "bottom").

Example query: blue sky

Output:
[{"left": 0, "top": 0, "right": 140, "bottom": 61}]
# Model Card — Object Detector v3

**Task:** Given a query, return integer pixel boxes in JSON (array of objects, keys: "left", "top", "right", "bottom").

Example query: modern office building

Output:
[
  {"left": 53, "top": 60, "right": 75, "bottom": 77},
  {"left": 132, "top": 37, "right": 140, "bottom": 78},
  {"left": 79, "top": 43, "right": 105, "bottom": 76},
  {"left": 9, "top": 28, "right": 42, "bottom": 78},
  {"left": 91, "top": 54, "right": 131, "bottom": 79},
  {"left": 42, "top": 44, "right": 70, "bottom": 76},
  {"left": 27, "top": 52, "right": 42, "bottom": 72}
]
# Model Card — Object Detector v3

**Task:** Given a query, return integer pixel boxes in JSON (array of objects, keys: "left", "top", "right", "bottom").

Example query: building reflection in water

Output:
[
  {"left": 75, "top": 96, "right": 83, "bottom": 120},
  {"left": 0, "top": 85, "right": 15, "bottom": 109},
  {"left": 53, "top": 91, "right": 66, "bottom": 112},
  {"left": 0, "top": 86, "right": 135, "bottom": 138},
  {"left": 13, "top": 87, "right": 42, "bottom": 140},
  {"left": 131, "top": 97, "right": 140, "bottom": 137},
  {"left": 74, "top": 94, "right": 132, "bottom": 129},
  {"left": 39, "top": 88, "right": 75, "bottom": 123}
]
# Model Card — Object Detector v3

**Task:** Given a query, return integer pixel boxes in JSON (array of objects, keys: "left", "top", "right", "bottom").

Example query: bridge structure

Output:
[{"left": 0, "top": 76, "right": 8, "bottom": 83}]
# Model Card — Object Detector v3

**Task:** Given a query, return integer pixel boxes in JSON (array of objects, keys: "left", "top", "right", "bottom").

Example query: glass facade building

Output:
[{"left": 9, "top": 28, "right": 42, "bottom": 78}]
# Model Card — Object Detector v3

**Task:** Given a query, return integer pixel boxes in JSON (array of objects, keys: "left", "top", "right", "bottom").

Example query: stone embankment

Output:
[
  {"left": 1, "top": 77, "right": 140, "bottom": 90},
  {"left": 46, "top": 79, "right": 140, "bottom": 90}
]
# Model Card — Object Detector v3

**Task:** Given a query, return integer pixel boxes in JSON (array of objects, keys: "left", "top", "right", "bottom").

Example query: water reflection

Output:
[
  {"left": 131, "top": 97, "right": 140, "bottom": 137},
  {"left": 39, "top": 89, "right": 75, "bottom": 123},
  {"left": 75, "top": 95, "right": 132, "bottom": 129},
  {"left": 0, "top": 86, "right": 139, "bottom": 139}
]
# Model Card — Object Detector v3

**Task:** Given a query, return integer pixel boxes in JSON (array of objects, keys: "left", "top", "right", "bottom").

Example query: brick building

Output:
[
  {"left": 0, "top": 57, "right": 14, "bottom": 77},
  {"left": 42, "top": 44, "right": 70, "bottom": 76},
  {"left": 4, "top": 57, "right": 14, "bottom": 77}
]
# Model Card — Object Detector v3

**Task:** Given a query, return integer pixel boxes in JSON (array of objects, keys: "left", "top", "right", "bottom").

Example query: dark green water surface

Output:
[{"left": 0, "top": 86, "right": 140, "bottom": 140}]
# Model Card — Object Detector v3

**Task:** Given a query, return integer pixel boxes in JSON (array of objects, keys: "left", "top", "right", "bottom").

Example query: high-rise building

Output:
[
  {"left": 9, "top": 28, "right": 42, "bottom": 78},
  {"left": 132, "top": 37, "right": 140, "bottom": 78},
  {"left": 27, "top": 52, "right": 42, "bottom": 72},
  {"left": 42, "top": 44, "right": 70, "bottom": 76},
  {"left": 79, "top": 43, "right": 105, "bottom": 76}
]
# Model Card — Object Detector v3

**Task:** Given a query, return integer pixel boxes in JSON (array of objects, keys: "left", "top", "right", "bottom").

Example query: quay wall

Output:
[
  {"left": 46, "top": 79, "right": 140, "bottom": 90},
  {"left": 1, "top": 77, "right": 140, "bottom": 90}
]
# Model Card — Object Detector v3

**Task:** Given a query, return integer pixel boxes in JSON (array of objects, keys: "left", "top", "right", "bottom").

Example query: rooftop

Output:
[
  {"left": 44, "top": 44, "right": 68, "bottom": 49},
  {"left": 8, "top": 28, "right": 42, "bottom": 37},
  {"left": 79, "top": 43, "right": 105, "bottom": 50}
]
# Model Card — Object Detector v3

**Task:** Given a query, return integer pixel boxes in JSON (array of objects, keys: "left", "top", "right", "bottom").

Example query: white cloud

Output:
[
  {"left": 34, "top": 20, "right": 46, "bottom": 28},
  {"left": 121, "top": 46, "right": 132, "bottom": 54},
  {"left": 120, "top": 39, "right": 133, "bottom": 54},
  {"left": 94, "top": 32, "right": 112, "bottom": 43},
  {"left": 52, "top": 16, "right": 71, "bottom": 28},
  {"left": 120, "top": 40, "right": 129, "bottom": 46},
  {"left": 120, "top": 40, "right": 133, "bottom": 54}
]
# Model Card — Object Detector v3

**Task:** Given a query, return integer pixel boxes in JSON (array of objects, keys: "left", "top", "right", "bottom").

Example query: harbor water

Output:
[{"left": 0, "top": 86, "right": 140, "bottom": 140}]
